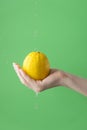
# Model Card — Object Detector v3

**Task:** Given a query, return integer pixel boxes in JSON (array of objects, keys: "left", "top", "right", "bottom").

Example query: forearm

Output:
[{"left": 62, "top": 72, "right": 87, "bottom": 96}]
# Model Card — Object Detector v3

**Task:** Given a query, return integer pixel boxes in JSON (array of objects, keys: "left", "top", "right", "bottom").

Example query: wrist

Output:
[
  {"left": 60, "top": 71, "right": 71, "bottom": 87},
  {"left": 55, "top": 70, "right": 69, "bottom": 87}
]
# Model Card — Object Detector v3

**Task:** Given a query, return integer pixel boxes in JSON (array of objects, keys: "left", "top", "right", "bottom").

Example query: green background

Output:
[{"left": 0, "top": 0, "right": 87, "bottom": 130}]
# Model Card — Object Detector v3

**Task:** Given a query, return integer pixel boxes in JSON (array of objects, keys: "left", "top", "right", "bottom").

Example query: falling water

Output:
[
  {"left": 34, "top": 92, "right": 39, "bottom": 110},
  {"left": 32, "top": 0, "right": 40, "bottom": 110}
]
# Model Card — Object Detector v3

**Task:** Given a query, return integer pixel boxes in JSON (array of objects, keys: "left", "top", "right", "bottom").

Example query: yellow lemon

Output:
[{"left": 23, "top": 51, "right": 50, "bottom": 80}]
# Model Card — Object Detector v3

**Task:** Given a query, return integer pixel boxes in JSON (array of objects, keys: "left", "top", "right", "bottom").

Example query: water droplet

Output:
[
  {"left": 33, "top": 48, "right": 39, "bottom": 52},
  {"left": 34, "top": 103, "right": 39, "bottom": 110},
  {"left": 36, "top": 92, "right": 38, "bottom": 96},
  {"left": 33, "top": 30, "right": 38, "bottom": 37},
  {"left": 34, "top": 13, "right": 38, "bottom": 17}
]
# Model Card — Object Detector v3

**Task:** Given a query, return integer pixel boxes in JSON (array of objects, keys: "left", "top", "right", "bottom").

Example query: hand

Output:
[{"left": 13, "top": 63, "right": 65, "bottom": 93}]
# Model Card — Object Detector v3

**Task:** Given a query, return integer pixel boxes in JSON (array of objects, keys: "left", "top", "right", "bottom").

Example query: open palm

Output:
[{"left": 13, "top": 63, "right": 64, "bottom": 93}]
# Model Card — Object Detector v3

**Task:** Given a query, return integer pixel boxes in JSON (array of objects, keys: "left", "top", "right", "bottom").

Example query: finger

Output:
[
  {"left": 19, "top": 69, "right": 34, "bottom": 83},
  {"left": 13, "top": 62, "right": 21, "bottom": 70},
  {"left": 13, "top": 62, "right": 36, "bottom": 91},
  {"left": 13, "top": 63, "right": 28, "bottom": 86},
  {"left": 13, "top": 63, "right": 34, "bottom": 90},
  {"left": 19, "top": 69, "right": 37, "bottom": 91}
]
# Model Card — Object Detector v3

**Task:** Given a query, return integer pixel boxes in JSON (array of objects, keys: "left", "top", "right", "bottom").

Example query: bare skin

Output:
[{"left": 13, "top": 63, "right": 87, "bottom": 96}]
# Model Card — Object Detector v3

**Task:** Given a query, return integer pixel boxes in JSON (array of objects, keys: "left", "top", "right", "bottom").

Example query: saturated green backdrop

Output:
[{"left": 0, "top": 0, "right": 87, "bottom": 130}]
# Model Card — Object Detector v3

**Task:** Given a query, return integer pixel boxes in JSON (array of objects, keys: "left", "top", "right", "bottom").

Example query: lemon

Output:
[{"left": 23, "top": 51, "right": 50, "bottom": 80}]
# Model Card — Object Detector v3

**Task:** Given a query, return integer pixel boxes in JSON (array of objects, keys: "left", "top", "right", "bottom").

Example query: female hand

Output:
[{"left": 13, "top": 63, "right": 65, "bottom": 93}]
